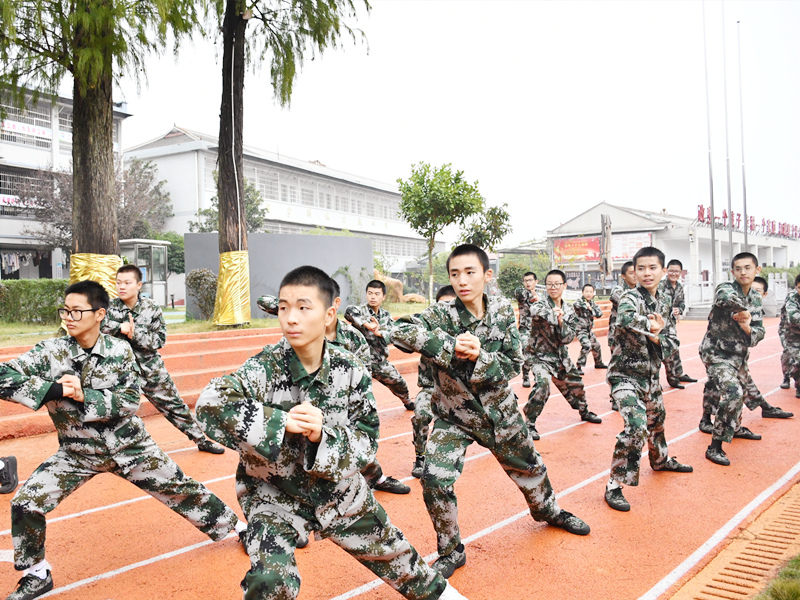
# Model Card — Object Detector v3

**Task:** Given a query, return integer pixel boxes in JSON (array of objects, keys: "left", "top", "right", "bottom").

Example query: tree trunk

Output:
[
  {"left": 72, "top": 63, "right": 117, "bottom": 254},
  {"left": 217, "top": 0, "right": 248, "bottom": 253},
  {"left": 428, "top": 238, "right": 435, "bottom": 304}
]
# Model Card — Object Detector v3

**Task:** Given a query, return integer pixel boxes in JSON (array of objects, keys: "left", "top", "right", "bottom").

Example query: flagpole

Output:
[
  {"left": 737, "top": 20, "right": 749, "bottom": 248},
  {"left": 702, "top": 0, "right": 718, "bottom": 286}
]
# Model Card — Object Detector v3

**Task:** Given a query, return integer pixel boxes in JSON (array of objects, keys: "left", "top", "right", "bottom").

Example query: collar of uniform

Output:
[
  {"left": 545, "top": 295, "right": 562, "bottom": 310},
  {"left": 67, "top": 332, "right": 110, "bottom": 360},
  {"left": 636, "top": 284, "right": 658, "bottom": 305},
  {"left": 454, "top": 294, "right": 492, "bottom": 330},
  {"left": 283, "top": 338, "right": 330, "bottom": 389},
  {"left": 331, "top": 319, "right": 348, "bottom": 347}
]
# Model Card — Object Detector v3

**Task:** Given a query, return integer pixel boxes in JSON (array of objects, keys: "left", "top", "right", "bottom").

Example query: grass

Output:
[{"left": 756, "top": 556, "right": 800, "bottom": 600}]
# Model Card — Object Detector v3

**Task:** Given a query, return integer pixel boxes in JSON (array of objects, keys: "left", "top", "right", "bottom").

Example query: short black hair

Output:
[
  {"left": 117, "top": 264, "right": 143, "bottom": 282},
  {"left": 667, "top": 259, "right": 683, "bottom": 270},
  {"left": 446, "top": 244, "right": 490, "bottom": 273},
  {"left": 279, "top": 266, "right": 336, "bottom": 308},
  {"left": 795, "top": 273, "right": 800, "bottom": 287},
  {"left": 523, "top": 271, "right": 538, "bottom": 280},
  {"left": 436, "top": 285, "right": 456, "bottom": 301},
  {"left": 545, "top": 269, "right": 566, "bottom": 284},
  {"left": 64, "top": 280, "right": 110, "bottom": 311},
  {"left": 633, "top": 246, "right": 665, "bottom": 268},
  {"left": 582, "top": 283, "right": 594, "bottom": 291},
  {"left": 366, "top": 279, "right": 386, "bottom": 294},
  {"left": 753, "top": 276, "right": 768, "bottom": 293},
  {"left": 621, "top": 261, "right": 634, "bottom": 276},
  {"left": 732, "top": 252, "right": 759, "bottom": 268},
  {"left": 331, "top": 277, "right": 341, "bottom": 299}
]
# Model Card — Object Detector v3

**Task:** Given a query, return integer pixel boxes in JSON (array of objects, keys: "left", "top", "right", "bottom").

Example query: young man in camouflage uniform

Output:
[
  {"left": 779, "top": 274, "right": 800, "bottom": 395},
  {"left": 603, "top": 247, "right": 693, "bottom": 512},
  {"left": 701, "top": 252, "right": 766, "bottom": 466},
  {"left": 524, "top": 270, "right": 602, "bottom": 440},
  {"left": 392, "top": 245, "right": 590, "bottom": 580},
  {"left": 101, "top": 264, "right": 224, "bottom": 454},
  {"left": 515, "top": 272, "right": 538, "bottom": 387},
  {"left": 257, "top": 282, "right": 410, "bottom": 496},
  {"left": 1, "top": 281, "right": 243, "bottom": 600},
  {"left": 572, "top": 283, "right": 607, "bottom": 372},
  {"left": 197, "top": 267, "right": 468, "bottom": 600},
  {"left": 659, "top": 259, "right": 698, "bottom": 389},
  {"left": 606, "top": 262, "right": 638, "bottom": 411},
  {"left": 345, "top": 280, "right": 413, "bottom": 410}
]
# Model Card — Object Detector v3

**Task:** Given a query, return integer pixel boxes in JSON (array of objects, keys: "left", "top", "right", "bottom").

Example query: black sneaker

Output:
[
  {"left": 653, "top": 457, "right": 693, "bottom": 473},
  {"left": 796, "top": 388, "right": 800, "bottom": 399},
  {"left": 667, "top": 379, "right": 685, "bottom": 389},
  {"left": 296, "top": 537, "right": 309, "bottom": 549},
  {"left": 706, "top": 445, "right": 730, "bottom": 466},
  {"left": 733, "top": 426, "right": 762, "bottom": 441},
  {"left": 411, "top": 456, "right": 425, "bottom": 479},
  {"left": 372, "top": 476, "right": 411, "bottom": 494},
  {"left": 432, "top": 546, "right": 466, "bottom": 579},
  {"left": 698, "top": 417, "right": 713, "bottom": 434},
  {"left": 528, "top": 424, "right": 540, "bottom": 441},
  {"left": 404, "top": 401, "right": 415, "bottom": 411},
  {"left": 0, "top": 455, "right": 18, "bottom": 494},
  {"left": 610, "top": 400, "right": 619, "bottom": 412},
  {"left": 678, "top": 374, "right": 698, "bottom": 383},
  {"left": 547, "top": 510, "right": 591, "bottom": 535},
  {"left": 762, "top": 406, "right": 793, "bottom": 419},
  {"left": 7, "top": 571, "right": 53, "bottom": 600},
  {"left": 594, "top": 363, "right": 608, "bottom": 369},
  {"left": 780, "top": 376, "right": 791, "bottom": 390},
  {"left": 522, "top": 375, "right": 531, "bottom": 388},
  {"left": 604, "top": 487, "right": 630, "bottom": 512},
  {"left": 197, "top": 439, "right": 225, "bottom": 454},
  {"left": 580, "top": 411, "right": 602, "bottom": 424},
  {"left": 575, "top": 367, "right": 585, "bottom": 375}
]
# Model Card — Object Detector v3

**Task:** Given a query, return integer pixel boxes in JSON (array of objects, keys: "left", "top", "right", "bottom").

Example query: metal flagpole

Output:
[
  {"left": 702, "top": 0, "right": 718, "bottom": 286},
  {"left": 737, "top": 20, "right": 749, "bottom": 248},
  {"left": 722, "top": 1, "right": 734, "bottom": 276}
]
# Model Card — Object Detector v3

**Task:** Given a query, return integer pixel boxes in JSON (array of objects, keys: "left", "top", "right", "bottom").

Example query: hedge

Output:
[{"left": 0, "top": 279, "right": 70, "bottom": 324}]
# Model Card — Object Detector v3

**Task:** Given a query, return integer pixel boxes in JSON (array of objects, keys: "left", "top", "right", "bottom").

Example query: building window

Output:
[
  {"left": 0, "top": 100, "right": 52, "bottom": 149},
  {"left": 204, "top": 156, "right": 217, "bottom": 192},
  {"left": 301, "top": 188, "right": 315, "bottom": 207}
]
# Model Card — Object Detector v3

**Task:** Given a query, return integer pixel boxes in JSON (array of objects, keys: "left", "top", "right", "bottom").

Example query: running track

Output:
[{"left": 1, "top": 319, "right": 797, "bottom": 600}]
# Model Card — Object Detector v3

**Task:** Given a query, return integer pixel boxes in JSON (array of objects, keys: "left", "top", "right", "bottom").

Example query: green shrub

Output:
[
  {"left": 0, "top": 279, "right": 70, "bottom": 324},
  {"left": 497, "top": 264, "right": 528, "bottom": 299},
  {"left": 185, "top": 268, "right": 217, "bottom": 320}
]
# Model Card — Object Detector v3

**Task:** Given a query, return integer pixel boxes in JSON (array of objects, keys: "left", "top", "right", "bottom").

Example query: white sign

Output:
[
  {"left": 612, "top": 232, "right": 652, "bottom": 260},
  {"left": 1, "top": 119, "right": 51, "bottom": 139}
]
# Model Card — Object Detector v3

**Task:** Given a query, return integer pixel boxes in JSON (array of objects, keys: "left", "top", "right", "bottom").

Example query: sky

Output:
[{"left": 116, "top": 0, "right": 800, "bottom": 247}]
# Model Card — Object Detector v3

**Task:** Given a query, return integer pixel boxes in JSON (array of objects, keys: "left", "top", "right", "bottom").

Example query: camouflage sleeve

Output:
[
  {"left": 130, "top": 306, "right": 166, "bottom": 351},
  {"left": 351, "top": 328, "right": 371, "bottom": 366},
  {"left": 560, "top": 308, "right": 578, "bottom": 345},
  {"left": 713, "top": 284, "right": 749, "bottom": 313},
  {"left": 257, "top": 295, "right": 278, "bottom": 316},
  {"left": 592, "top": 301, "right": 603, "bottom": 318},
  {"left": 514, "top": 287, "right": 528, "bottom": 306},
  {"left": 675, "top": 285, "right": 686, "bottom": 314},
  {"left": 82, "top": 345, "right": 142, "bottom": 422},
  {"left": 616, "top": 293, "right": 653, "bottom": 335},
  {"left": 390, "top": 306, "right": 456, "bottom": 370},
  {"left": 344, "top": 305, "right": 368, "bottom": 329},
  {"left": 657, "top": 295, "right": 678, "bottom": 358},
  {"left": 572, "top": 298, "right": 587, "bottom": 318},
  {"left": 100, "top": 312, "right": 123, "bottom": 337},
  {"left": 304, "top": 364, "right": 379, "bottom": 482},
  {"left": 469, "top": 305, "right": 522, "bottom": 386},
  {"left": 748, "top": 296, "right": 766, "bottom": 347},
  {"left": 0, "top": 343, "right": 59, "bottom": 411},
  {"left": 786, "top": 296, "right": 800, "bottom": 329},
  {"left": 195, "top": 354, "right": 290, "bottom": 459}
]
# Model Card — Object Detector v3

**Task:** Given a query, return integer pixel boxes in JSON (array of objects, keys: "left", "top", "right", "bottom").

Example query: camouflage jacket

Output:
[
  {"left": 515, "top": 287, "right": 537, "bottom": 335},
  {"left": 699, "top": 281, "right": 765, "bottom": 365},
  {"left": 528, "top": 295, "right": 578, "bottom": 373},
  {"left": 608, "top": 286, "right": 677, "bottom": 381},
  {"left": 195, "top": 337, "right": 379, "bottom": 529},
  {"left": 257, "top": 295, "right": 370, "bottom": 366},
  {"left": 780, "top": 289, "right": 800, "bottom": 347},
  {"left": 344, "top": 304, "right": 395, "bottom": 362},
  {"left": 0, "top": 334, "right": 145, "bottom": 454},
  {"left": 572, "top": 297, "right": 603, "bottom": 333},
  {"left": 608, "top": 284, "right": 634, "bottom": 343},
  {"left": 391, "top": 295, "right": 523, "bottom": 435},
  {"left": 394, "top": 312, "right": 435, "bottom": 390},
  {"left": 658, "top": 279, "right": 686, "bottom": 323},
  {"left": 102, "top": 295, "right": 166, "bottom": 372}
]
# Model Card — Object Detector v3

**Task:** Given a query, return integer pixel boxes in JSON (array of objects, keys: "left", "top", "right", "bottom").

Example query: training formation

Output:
[{"left": 1, "top": 244, "right": 799, "bottom": 600}]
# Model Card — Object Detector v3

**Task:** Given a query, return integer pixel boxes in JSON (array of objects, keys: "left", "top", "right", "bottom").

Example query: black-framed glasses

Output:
[
  {"left": 58, "top": 308, "right": 99, "bottom": 321},
  {"left": 545, "top": 282, "right": 564, "bottom": 289}
]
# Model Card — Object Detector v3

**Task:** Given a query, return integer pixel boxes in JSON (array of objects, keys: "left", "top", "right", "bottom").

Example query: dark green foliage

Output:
[
  {"left": 185, "top": 268, "right": 217, "bottom": 320},
  {"left": 498, "top": 264, "right": 529, "bottom": 299},
  {"left": 152, "top": 231, "right": 185, "bottom": 275},
  {"left": 0, "top": 279, "right": 69, "bottom": 324},
  {"left": 188, "top": 177, "right": 268, "bottom": 233}
]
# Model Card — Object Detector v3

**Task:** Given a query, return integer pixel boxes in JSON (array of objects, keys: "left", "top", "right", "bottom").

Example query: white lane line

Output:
[
  {"left": 0, "top": 549, "right": 13, "bottom": 562},
  {"left": 638, "top": 459, "right": 800, "bottom": 600}
]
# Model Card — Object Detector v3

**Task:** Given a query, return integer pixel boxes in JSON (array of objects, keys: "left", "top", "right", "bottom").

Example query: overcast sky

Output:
[{"left": 117, "top": 0, "right": 800, "bottom": 247}]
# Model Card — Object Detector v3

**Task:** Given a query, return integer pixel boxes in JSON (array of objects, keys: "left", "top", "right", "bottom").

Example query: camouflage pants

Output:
[
  {"left": 702, "top": 359, "right": 748, "bottom": 443},
  {"left": 781, "top": 343, "right": 800, "bottom": 387},
  {"left": 361, "top": 458, "right": 384, "bottom": 486},
  {"left": 524, "top": 362, "right": 587, "bottom": 425},
  {"left": 702, "top": 371, "right": 767, "bottom": 419},
  {"left": 371, "top": 359, "right": 410, "bottom": 405},
  {"left": 421, "top": 416, "right": 559, "bottom": 557},
  {"left": 11, "top": 439, "right": 238, "bottom": 570},
  {"left": 662, "top": 342, "right": 685, "bottom": 381},
  {"left": 412, "top": 388, "right": 434, "bottom": 457},
  {"left": 576, "top": 329, "right": 603, "bottom": 367},
  {"left": 520, "top": 332, "right": 535, "bottom": 379},
  {"left": 142, "top": 359, "right": 206, "bottom": 443},
  {"left": 608, "top": 375, "right": 669, "bottom": 486},
  {"left": 240, "top": 494, "right": 445, "bottom": 600}
]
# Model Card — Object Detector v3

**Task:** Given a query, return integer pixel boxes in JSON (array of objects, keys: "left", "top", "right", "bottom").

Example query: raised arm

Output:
[
  {"left": 129, "top": 305, "right": 167, "bottom": 351},
  {"left": 81, "top": 345, "right": 142, "bottom": 421},
  {"left": 257, "top": 295, "right": 278, "bottom": 316}
]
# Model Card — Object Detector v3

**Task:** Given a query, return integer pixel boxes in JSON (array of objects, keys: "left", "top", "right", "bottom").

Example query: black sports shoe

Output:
[
  {"left": 594, "top": 363, "right": 608, "bottom": 369},
  {"left": 733, "top": 426, "right": 762, "bottom": 440},
  {"left": 698, "top": 417, "right": 713, "bottom": 434},
  {"left": 653, "top": 457, "right": 693, "bottom": 473},
  {"left": 529, "top": 424, "right": 540, "bottom": 441},
  {"left": 580, "top": 411, "right": 602, "bottom": 424},
  {"left": 522, "top": 374, "right": 531, "bottom": 388},
  {"left": 547, "top": 510, "right": 591, "bottom": 535},
  {"left": 762, "top": 406, "right": 793, "bottom": 419},
  {"left": 706, "top": 445, "right": 730, "bottom": 466},
  {"left": 796, "top": 388, "right": 800, "bottom": 399},
  {"left": 667, "top": 379, "right": 685, "bottom": 389},
  {"left": 0, "top": 455, "right": 18, "bottom": 494},
  {"left": 604, "top": 487, "right": 630, "bottom": 512},
  {"left": 780, "top": 376, "right": 791, "bottom": 390},
  {"left": 678, "top": 374, "right": 698, "bottom": 383},
  {"left": 432, "top": 546, "right": 466, "bottom": 579},
  {"left": 575, "top": 367, "right": 585, "bottom": 375},
  {"left": 404, "top": 401, "right": 415, "bottom": 411},
  {"left": 7, "top": 571, "right": 53, "bottom": 600},
  {"left": 296, "top": 537, "right": 309, "bottom": 549},
  {"left": 411, "top": 456, "right": 425, "bottom": 479},
  {"left": 372, "top": 476, "right": 411, "bottom": 494},
  {"left": 197, "top": 439, "right": 225, "bottom": 454}
]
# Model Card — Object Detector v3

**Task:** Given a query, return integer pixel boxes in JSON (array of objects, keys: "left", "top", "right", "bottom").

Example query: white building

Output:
[
  {"left": 547, "top": 201, "right": 800, "bottom": 306},
  {"left": 0, "top": 92, "right": 130, "bottom": 280}
]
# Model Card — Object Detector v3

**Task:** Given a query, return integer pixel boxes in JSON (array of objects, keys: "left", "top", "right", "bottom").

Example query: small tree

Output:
[
  {"left": 188, "top": 178, "right": 268, "bottom": 233},
  {"left": 152, "top": 231, "right": 185, "bottom": 276},
  {"left": 397, "top": 162, "right": 484, "bottom": 303},
  {"left": 459, "top": 203, "right": 512, "bottom": 252}
]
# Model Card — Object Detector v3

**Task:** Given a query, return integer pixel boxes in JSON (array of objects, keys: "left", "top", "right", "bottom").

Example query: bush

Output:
[
  {"left": 185, "top": 269, "right": 218, "bottom": 320},
  {"left": 497, "top": 264, "right": 529, "bottom": 299},
  {"left": 0, "top": 279, "right": 70, "bottom": 324}
]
